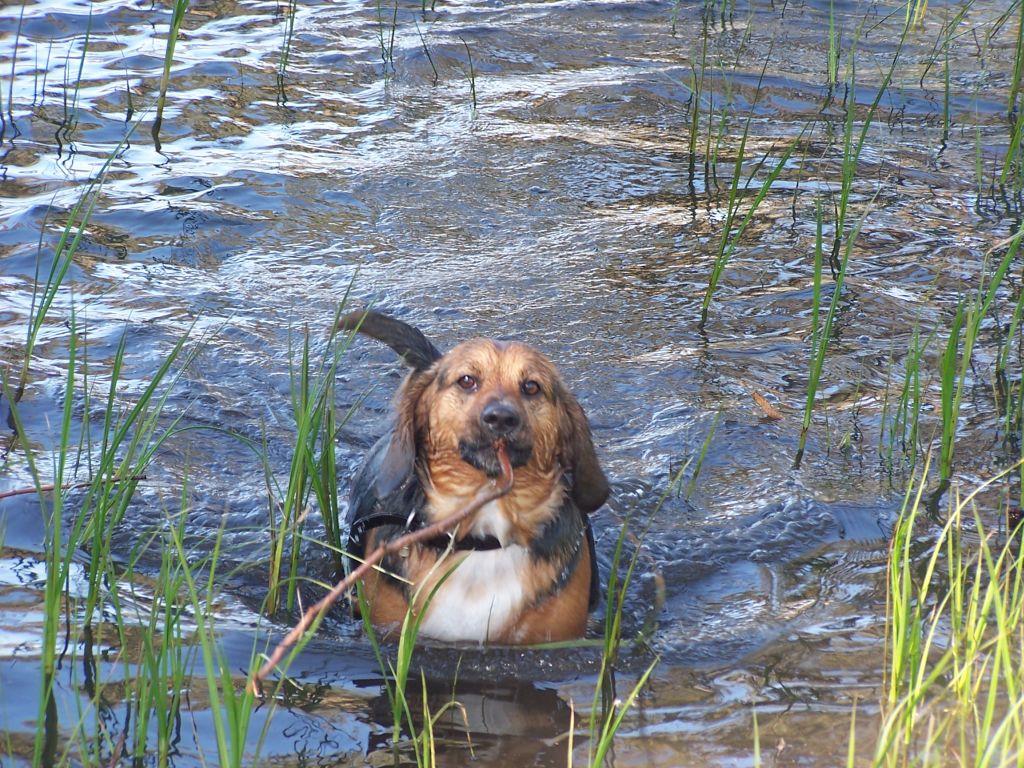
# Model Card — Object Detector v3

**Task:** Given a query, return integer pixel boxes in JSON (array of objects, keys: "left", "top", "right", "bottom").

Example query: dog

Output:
[{"left": 338, "top": 310, "right": 609, "bottom": 644}]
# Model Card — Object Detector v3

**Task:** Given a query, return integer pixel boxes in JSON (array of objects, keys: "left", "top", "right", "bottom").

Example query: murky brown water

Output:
[{"left": 2, "top": 0, "right": 1023, "bottom": 765}]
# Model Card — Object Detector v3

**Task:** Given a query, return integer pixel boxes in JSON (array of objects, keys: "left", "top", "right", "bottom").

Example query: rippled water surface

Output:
[{"left": 2, "top": 0, "right": 1023, "bottom": 765}]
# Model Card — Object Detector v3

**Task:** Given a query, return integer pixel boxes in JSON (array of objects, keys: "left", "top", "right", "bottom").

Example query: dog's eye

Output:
[
  {"left": 521, "top": 379, "right": 542, "bottom": 397},
  {"left": 456, "top": 374, "right": 478, "bottom": 391}
]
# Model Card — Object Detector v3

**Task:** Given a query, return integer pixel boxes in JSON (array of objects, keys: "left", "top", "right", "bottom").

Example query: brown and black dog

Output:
[{"left": 339, "top": 310, "right": 609, "bottom": 644}]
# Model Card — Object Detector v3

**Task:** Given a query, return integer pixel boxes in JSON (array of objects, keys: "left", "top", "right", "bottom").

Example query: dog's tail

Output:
[{"left": 337, "top": 310, "right": 443, "bottom": 371}]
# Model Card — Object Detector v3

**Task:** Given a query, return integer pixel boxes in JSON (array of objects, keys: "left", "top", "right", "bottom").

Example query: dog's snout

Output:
[{"left": 481, "top": 400, "right": 522, "bottom": 435}]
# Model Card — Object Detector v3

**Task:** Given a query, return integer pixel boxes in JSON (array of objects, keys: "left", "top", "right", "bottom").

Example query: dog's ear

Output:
[
  {"left": 560, "top": 394, "right": 609, "bottom": 513},
  {"left": 374, "top": 370, "right": 434, "bottom": 497},
  {"left": 338, "top": 309, "right": 442, "bottom": 371},
  {"left": 337, "top": 309, "right": 441, "bottom": 496}
]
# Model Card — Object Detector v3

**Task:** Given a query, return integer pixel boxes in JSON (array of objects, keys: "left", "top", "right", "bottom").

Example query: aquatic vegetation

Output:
[
  {"left": 1003, "top": 2, "right": 1024, "bottom": 188},
  {"left": 936, "top": 233, "right": 1022, "bottom": 497},
  {"left": 359, "top": 568, "right": 469, "bottom": 767},
  {"left": 277, "top": 0, "right": 298, "bottom": 77},
  {"left": 3, "top": 255, "right": 203, "bottom": 764},
  {"left": 265, "top": 316, "right": 357, "bottom": 616},
  {"left": 698, "top": 37, "right": 801, "bottom": 328},
  {"left": 879, "top": 326, "right": 928, "bottom": 475},
  {"left": 377, "top": 0, "right": 399, "bottom": 75},
  {"left": 874, "top": 459, "right": 1024, "bottom": 766},
  {"left": 154, "top": 0, "right": 189, "bottom": 147},
  {"left": 462, "top": 38, "right": 478, "bottom": 112}
]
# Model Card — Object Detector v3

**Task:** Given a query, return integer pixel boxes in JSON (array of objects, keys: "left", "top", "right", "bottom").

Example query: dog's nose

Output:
[{"left": 481, "top": 400, "right": 522, "bottom": 435}]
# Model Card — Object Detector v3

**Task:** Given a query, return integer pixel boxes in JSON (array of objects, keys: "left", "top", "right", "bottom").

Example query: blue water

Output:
[{"left": 2, "top": 0, "right": 1020, "bottom": 764}]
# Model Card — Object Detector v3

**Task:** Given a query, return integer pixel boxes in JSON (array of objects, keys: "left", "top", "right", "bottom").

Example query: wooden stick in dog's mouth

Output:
[{"left": 249, "top": 440, "right": 514, "bottom": 696}]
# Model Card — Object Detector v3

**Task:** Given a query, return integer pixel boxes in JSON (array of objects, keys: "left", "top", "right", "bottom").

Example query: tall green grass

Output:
[
  {"left": 277, "top": 0, "right": 298, "bottom": 78},
  {"left": 19, "top": 122, "right": 137, "bottom": 396},
  {"left": 933, "top": 231, "right": 1023, "bottom": 501},
  {"left": 4, "top": 286, "right": 350, "bottom": 766},
  {"left": 265, "top": 320, "right": 349, "bottom": 615},
  {"left": 462, "top": 38, "right": 478, "bottom": 111},
  {"left": 4, "top": 301, "right": 202, "bottom": 765},
  {"left": 117, "top": 508, "right": 192, "bottom": 765},
  {"left": 169, "top": 517, "right": 263, "bottom": 767},
  {"left": 1, "top": 111, "right": 289, "bottom": 764},
  {"left": 872, "top": 457, "right": 1024, "bottom": 765},
  {"left": 879, "top": 326, "right": 928, "bottom": 476},
  {"left": 376, "top": 0, "right": 398, "bottom": 75},
  {"left": 826, "top": 0, "right": 840, "bottom": 90},
  {"left": 698, "top": 83, "right": 801, "bottom": 327},
  {"left": 794, "top": 196, "right": 863, "bottom": 467},
  {"left": 1001, "top": 0, "right": 1024, "bottom": 188},
  {"left": 687, "top": 9, "right": 711, "bottom": 162},
  {"left": 0, "top": 106, "right": 204, "bottom": 761},
  {"left": 793, "top": 8, "right": 915, "bottom": 465},
  {"left": 57, "top": 3, "right": 92, "bottom": 141},
  {"left": 152, "top": 0, "right": 189, "bottom": 147}
]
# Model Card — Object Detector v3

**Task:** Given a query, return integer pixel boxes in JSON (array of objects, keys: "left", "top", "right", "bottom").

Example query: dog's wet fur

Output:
[{"left": 339, "top": 310, "right": 609, "bottom": 644}]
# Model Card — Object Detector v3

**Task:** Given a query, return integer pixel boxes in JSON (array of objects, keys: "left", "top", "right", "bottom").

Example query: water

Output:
[{"left": 2, "top": 0, "right": 1022, "bottom": 764}]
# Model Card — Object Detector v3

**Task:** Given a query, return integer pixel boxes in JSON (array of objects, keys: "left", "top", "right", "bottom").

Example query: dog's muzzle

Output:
[
  {"left": 458, "top": 399, "right": 532, "bottom": 475},
  {"left": 480, "top": 400, "right": 521, "bottom": 437},
  {"left": 459, "top": 437, "right": 531, "bottom": 476}
]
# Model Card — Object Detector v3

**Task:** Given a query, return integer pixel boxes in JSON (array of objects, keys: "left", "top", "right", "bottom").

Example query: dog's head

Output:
[{"left": 339, "top": 310, "right": 609, "bottom": 513}]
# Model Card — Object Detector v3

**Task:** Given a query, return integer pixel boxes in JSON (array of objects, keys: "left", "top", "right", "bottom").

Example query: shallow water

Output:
[{"left": 1, "top": 0, "right": 1022, "bottom": 765}]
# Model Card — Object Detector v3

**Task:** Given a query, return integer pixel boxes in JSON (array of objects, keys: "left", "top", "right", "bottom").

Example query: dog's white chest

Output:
[
  {"left": 416, "top": 544, "right": 531, "bottom": 643},
  {"left": 468, "top": 499, "right": 512, "bottom": 542}
]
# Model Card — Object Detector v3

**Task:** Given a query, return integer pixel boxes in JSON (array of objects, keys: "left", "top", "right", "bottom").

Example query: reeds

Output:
[
  {"left": 795, "top": 196, "right": 862, "bottom": 467},
  {"left": 3, "top": 127, "right": 284, "bottom": 764},
  {"left": 871, "top": 457, "right": 1024, "bottom": 765},
  {"left": 4, "top": 283, "right": 202, "bottom": 765},
  {"left": 377, "top": 0, "right": 398, "bottom": 75},
  {"left": 698, "top": 63, "right": 801, "bottom": 327},
  {"left": 792, "top": 8, "right": 914, "bottom": 465},
  {"left": 879, "top": 326, "right": 929, "bottom": 475},
  {"left": 118, "top": 512, "right": 191, "bottom": 764},
  {"left": 153, "top": 0, "right": 189, "bottom": 147},
  {"left": 278, "top": 0, "right": 298, "bottom": 77},
  {"left": 265, "top": 319, "right": 351, "bottom": 616},
  {"left": 168, "top": 517, "right": 261, "bottom": 768},
  {"left": 934, "top": 231, "right": 1023, "bottom": 498},
  {"left": 19, "top": 124, "right": 135, "bottom": 396},
  {"left": 462, "top": 38, "right": 477, "bottom": 111},
  {"left": 1002, "top": 0, "right": 1024, "bottom": 188}
]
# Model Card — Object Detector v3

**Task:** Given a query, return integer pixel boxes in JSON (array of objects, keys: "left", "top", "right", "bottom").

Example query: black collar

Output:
[
  {"left": 348, "top": 511, "right": 505, "bottom": 553},
  {"left": 423, "top": 532, "right": 503, "bottom": 551}
]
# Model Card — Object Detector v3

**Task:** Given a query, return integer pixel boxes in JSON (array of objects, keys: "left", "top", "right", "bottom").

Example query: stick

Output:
[
  {"left": 0, "top": 475, "right": 146, "bottom": 502},
  {"left": 250, "top": 441, "right": 514, "bottom": 695}
]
